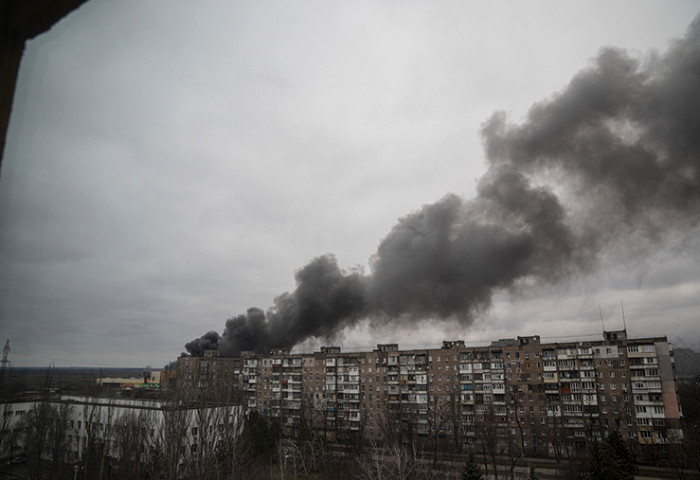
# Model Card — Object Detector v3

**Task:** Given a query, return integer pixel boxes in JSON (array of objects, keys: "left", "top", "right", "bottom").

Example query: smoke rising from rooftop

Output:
[{"left": 185, "top": 16, "right": 700, "bottom": 357}]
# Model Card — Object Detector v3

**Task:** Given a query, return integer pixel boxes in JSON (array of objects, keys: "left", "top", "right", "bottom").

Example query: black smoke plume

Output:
[{"left": 186, "top": 16, "right": 700, "bottom": 356}]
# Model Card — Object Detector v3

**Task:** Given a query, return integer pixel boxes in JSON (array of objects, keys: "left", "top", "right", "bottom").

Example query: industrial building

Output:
[{"left": 177, "top": 330, "right": 682, "bottom": 457}]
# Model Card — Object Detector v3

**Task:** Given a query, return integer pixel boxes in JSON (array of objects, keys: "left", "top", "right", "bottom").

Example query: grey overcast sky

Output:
[{"left": 1, "top": 1, "right": 699, "bottom": 368}]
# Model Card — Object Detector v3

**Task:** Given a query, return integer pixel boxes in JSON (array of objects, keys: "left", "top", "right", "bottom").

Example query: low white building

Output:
[{"left": 1, "top": 394, "right": 244, "bottom": 467}]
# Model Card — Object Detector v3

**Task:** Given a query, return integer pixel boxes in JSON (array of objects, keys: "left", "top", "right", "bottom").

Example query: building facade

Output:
[
  {"left": 0, "top": 394, "right": 242, "bottom": 466},
  {"left": 176, "top": 330, "right": 682, "bottom": 456}
]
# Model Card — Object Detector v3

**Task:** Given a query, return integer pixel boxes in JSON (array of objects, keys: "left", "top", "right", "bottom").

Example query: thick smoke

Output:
[
  {"left": 184, "top": 330, "right": 221, "bottom": 356},
  {"left": 186, "top": 16, "right": 700, "bottom": 356}
]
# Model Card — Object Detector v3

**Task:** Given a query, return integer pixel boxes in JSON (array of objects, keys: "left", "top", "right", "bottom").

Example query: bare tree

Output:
[
  {"left": 81, "top": 398, "right": 99, "bottom": 478},
  {"left": 48, "top": 402, "right": 73, "bottom": 480},
  {"left": 20, "top": 401, "right": 54, "bottom": 478},
  {"left": 153, "top": 397, "right": 192, "bottom": 480},
  {"left": 446, "top": 384, "right": 464, "bottom": 454},
  {"left": 666, "top": 384, "right": 700, "bottom": 480},
  {"left": 98, "top": 399, "right": 116, "bottom": 480},
  {"left": 474, "top": 400, "right": 500, "bottom": 480},
  {"left": 0, "top": 402, "right": 17, "bottom": 462},
  {"left": 355, "top": 441, "right": 418, "bottom": 480},
  {"left": 114, "top": 408, "right": 157, "bottom": 480},
  {"left": 504, "top": 389, "right": 525, "bottom": 480}
]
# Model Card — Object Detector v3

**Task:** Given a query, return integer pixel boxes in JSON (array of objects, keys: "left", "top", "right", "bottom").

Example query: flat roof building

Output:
[{"left": 177, "top": 330, "right": 682, "bottom": 460}]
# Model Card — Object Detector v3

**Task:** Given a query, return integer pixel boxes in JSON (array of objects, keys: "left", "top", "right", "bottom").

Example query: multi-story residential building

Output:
[{"left": 176, "top": 330, "right": 683, "bottom": 457}]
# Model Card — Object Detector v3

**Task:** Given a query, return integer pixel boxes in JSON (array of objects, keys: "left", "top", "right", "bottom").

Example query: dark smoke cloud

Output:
[
  {"left": 184, "top": 330, "right": 220, "bottom": 356},
  {"left": 186, "top": 16, "right": 700, "bottom": 357}
]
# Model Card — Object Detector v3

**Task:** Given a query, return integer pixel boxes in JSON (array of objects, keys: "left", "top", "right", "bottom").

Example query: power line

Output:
[{"left": 11, "top": 352, "right": 139, "bottom": 368}]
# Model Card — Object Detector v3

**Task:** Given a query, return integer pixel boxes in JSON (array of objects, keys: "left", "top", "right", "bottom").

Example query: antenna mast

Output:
[
  {"left": 0, "top": 339, "right": 10, "bottom": 389},
  {"left": 620, "top": 301, "right": 627, "bottom": 332},
  {"left": 599, "top": 305, "right": 606, "bottom": 334}
]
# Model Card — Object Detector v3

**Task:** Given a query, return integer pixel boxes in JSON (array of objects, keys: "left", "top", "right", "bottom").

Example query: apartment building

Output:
[{"left": 176, "top": 330, "right": 682, "bottom": 456}]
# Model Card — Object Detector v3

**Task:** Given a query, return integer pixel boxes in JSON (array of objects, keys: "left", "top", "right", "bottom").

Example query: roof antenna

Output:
[
  {"left": 620, "top": 301, "right": 627, "bottom": 333},
  {"left": 599, "top": 305, "right": 606, "bottom": 334}
]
